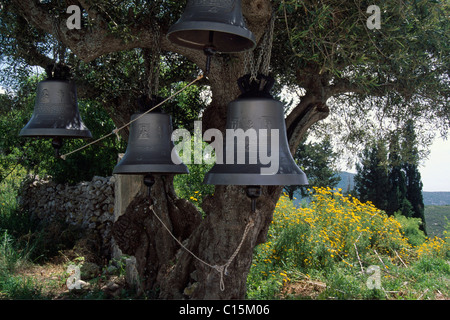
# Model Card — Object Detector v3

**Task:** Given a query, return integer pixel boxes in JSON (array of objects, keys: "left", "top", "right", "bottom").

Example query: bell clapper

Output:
[
  {"left": 203, "top": 47, "right": 216, "bottom": 76},
  {"left": 143, "top": 173, "right": 156, "bottom": 201},
  {"left": 51, "top": 137, "right": 63, "bottom": 159},
  {"left": 246, "top": 185, "right": 262, "bottom": 213},
  {"left": 203, "top": 31, "right": 217, "bottom": 76}
]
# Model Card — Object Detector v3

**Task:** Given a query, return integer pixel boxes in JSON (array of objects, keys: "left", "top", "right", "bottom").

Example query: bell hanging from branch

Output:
[
  {"left": 203, "top": 74, "right": 308, "bottom": 212},
  {"left": 113, "top": 97, "right": 189, "bottom": 200},
  {"left": 19, "top": 64, "right": 92, "bottom": 158},
  {"left": 167, "top": 0, "right": 256, "bottom": 74}
]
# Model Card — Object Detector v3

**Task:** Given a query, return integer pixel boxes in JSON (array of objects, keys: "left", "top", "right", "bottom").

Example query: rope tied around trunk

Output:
[{"left": 150, "top": 205, "right": 255, "bottom": 292}]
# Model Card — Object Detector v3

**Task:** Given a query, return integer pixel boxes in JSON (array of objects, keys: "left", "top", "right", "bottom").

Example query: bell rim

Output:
[
  {"left": 112, "top": 164, "right": 189, "bottom": 175},
  {"left": 19, "top": 128, "right": 92, "bottom": 139},
  {"left": 38, "top": 78, "right": 72, "bottom": 84},
  {"left": 167, "top": 21, "right": 256, "bottom": 53},
  {"left": 203, "top": 172, "right": 308, "bottom": 186}
]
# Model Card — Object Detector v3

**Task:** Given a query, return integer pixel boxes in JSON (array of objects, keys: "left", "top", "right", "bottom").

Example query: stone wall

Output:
[{"left": 19, "top": 175, "right": 116, "bottom": 258}]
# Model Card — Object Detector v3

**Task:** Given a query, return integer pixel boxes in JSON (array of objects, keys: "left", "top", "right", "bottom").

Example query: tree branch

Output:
[
  {"left": 325, "top": 78, "right": 367, "bottom": 98},
  {"left": 11, "top": 0, "right": 154, "bottom": 62},
  {"left": 16, "top": 40, "right": 53, "bottom": 69},
  {"left": 286, "top": 71, "right": 331, "bottom": 152},
  {"left": 11, "top": 0, "right": 271, "bottom": 66},
  {"left": 286, "top": 94, "right": 330, "bottom": 153}
]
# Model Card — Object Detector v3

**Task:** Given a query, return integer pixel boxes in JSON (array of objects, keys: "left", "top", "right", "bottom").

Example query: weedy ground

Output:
[{"left": 1, "top": 170, "right": 449, "bottom": 300}]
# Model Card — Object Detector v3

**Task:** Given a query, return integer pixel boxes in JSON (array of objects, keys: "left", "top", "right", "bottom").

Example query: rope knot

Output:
[{"left": 112, "top": 128, "right": 121, "bottom": 141}]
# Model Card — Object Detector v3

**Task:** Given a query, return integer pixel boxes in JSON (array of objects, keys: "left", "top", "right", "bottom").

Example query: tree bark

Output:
[
  {"left": 112, "top": 175, "right": 202, "bottom": 295},
  {"left": 12, "top": 0, "right": 331, "bottom": 299},
  {"left": 111, "top": 67, "right": 329, "bottom": 299}
]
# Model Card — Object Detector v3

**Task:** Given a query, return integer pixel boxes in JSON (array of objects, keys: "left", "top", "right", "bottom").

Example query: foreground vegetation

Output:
[
  {"left": 1, "top": 170, "right": 449, "bottom": 299},
  {"left": 425, "top": 205, "right": 450, "bottom": 238},
  {"left": 247, "top": 187, "right": 450, "bottom": 299}
]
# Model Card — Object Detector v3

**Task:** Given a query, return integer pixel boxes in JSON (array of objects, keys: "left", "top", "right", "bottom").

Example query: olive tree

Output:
[{"left": 1, "top": 0, "right": 448, "bottom": 299}]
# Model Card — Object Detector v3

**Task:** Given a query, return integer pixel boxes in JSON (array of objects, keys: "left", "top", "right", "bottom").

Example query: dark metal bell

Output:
[
  {"left": 113, "top": 112, "right": 189, "bottom": 175},
  {"left": 19, "top": 79, "right": 92, "bottom": 139},
  {"left": 167, "top": 0, "right": 256, "bottom": 53},
  {"left": 204, "top": 77, "right": 308, "bottom": 187}
]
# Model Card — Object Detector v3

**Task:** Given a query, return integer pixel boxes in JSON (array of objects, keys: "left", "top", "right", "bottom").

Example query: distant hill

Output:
[
  {"left": 293, "top": 172, "right": 450, "bottom": 206},
  {"left": 336, "top": 172, "right": 356, "bottom": 193},
  {"left": 423, "top": 192, "right": 450, "bottom": 206},
  {"left": 291, "top": 172, "right": 356, "bottom": 206},
  {"left": 424, "top": 205, "right": 450, "bottom": 238}
]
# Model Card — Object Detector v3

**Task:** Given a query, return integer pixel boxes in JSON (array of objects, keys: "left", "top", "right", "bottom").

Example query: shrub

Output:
[
  {"left": 248, "top": 187, "right": 450, "bottom": 299},
  {"left": 416, "top": 236, "right": 449, "bottom": 259},
  {"left": 259, "top": 187, "right": 412, "bottom": 273},
  {"left": 394, "top": 213, "right": 427, "bottom": 247}
]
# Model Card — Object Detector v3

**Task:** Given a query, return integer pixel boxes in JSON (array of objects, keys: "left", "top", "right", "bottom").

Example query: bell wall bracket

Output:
[
  {"left": 144, "top": 173, "right": 156, "bottom": 201},
  {"left": 51, "top": 137, "right": 64, "bottom": 159},
  {"left": 246, "top": 185, "right": 262, "bottom": 213}
]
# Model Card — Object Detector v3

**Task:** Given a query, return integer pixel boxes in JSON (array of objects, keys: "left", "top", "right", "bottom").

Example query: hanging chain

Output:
[
  {"left": 244, "top": 12, "right": 275, "bottom": 81},
  {"left": 51, "top": 6, "right": 68, "bottom": 79},
  {"left": 261, "top": 12, "right": 275, "bottom": 76},
  {"left": 147, "top": 23, "right": 161, "bottom": 98},
  {"left": 52, "top": 18, "right": 62, "bottom": 75}
]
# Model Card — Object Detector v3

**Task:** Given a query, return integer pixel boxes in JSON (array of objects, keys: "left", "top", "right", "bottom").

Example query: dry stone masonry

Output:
[{"left": 19, "top": 175, "right": 116, "bottom": 257}]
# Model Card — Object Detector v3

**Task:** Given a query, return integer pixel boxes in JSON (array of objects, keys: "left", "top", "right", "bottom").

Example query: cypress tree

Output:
[
  {"left": 355, "top": 140, "right": 389, "bottom": 211},
  {"left": 387, "top": 133, "right": 408, "bottom": 216},
  {"left": 402, "top": 120, "right": 426, "bottom": 233},
  {"left": 355, "top": 121, "right": 426, "bottom": 233}
]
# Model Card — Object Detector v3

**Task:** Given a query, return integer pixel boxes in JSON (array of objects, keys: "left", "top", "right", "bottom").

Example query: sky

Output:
[{"left": 420, "top": 136, "right": 450, "bottom": 192}]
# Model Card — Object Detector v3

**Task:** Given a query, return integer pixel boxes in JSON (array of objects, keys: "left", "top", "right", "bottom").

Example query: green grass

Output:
[
  {"left": 0, "top": 168, "right": 46, "bottom": 299},
  {"left": 425, "top": 205, "right": 450, "bottom": 238}
]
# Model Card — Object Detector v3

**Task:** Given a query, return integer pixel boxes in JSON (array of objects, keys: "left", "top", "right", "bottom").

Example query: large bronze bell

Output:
[
  {"left": 167, "top": 0, "right": 256, "bottom": 55},
  {"left": 19, "top": 65, "right": 92, "bottom": 157},
  {"left": 113, "top": 112, "right": 188, "bottom": 175},
  {"left": 113, "top": 110, "right": 189, "bottom": 197},
  {"left": 204, "top": 75, "right": 308, "bottom": 211}
]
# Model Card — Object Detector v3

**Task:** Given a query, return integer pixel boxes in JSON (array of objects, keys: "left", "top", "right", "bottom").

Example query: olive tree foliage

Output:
[
  {"left": 272, "top": 0, "right": 449, "bottom": 166},
  {"left": 0, "top": 0, "right": 448, "bottom": 299}
]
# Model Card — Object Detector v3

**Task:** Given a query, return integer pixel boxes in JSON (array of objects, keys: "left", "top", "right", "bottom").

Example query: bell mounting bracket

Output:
[
  {"left": 144, "top": 173, "right": 156, "bottom": 200},
  {"left": 246, "top": 185, "right": 262, "bottom": 213},
  {"left": 237, "top": 73, "right": 275, "bottom": 98},
  {"left": 203, "top": 31, "right": 217, "bottom": 76},
  {"left": 137, "top": 94, "right": 165, "bottom": 114},
  {"left": 45, "top": 63, "right": 72, "bottom": 81}
]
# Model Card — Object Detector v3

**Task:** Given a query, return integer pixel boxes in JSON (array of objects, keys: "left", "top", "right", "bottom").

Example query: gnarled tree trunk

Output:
[
  {"left": 11, "top": 0, "right": 329, "bottom": 299},
  {"left": 111, "top": 65, "right": 328, "bottom": 299}
]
